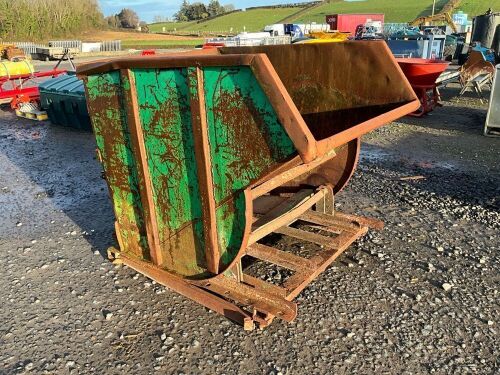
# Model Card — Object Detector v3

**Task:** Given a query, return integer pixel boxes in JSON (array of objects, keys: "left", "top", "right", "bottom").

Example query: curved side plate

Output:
[{"left": 283, "top": 138, "right": 360, "bottom": 194}]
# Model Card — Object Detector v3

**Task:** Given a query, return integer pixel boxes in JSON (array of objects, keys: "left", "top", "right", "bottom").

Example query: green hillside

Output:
[
  {"left": 457, "top": 0, "right": 500, "bottom": 15},
  {"left": 149, "top": 21, "right": 195, "bottom": 33},
  {"left": 189, "top": 7, "right": 303, "bottom": 33},
  {"left": 150, "top": 0, "right": 500, "bottom": 35},
  {"left": 292, "top": 0, "right": 449, "bottom": 24},
  {"left": 151, "top": 7, "right": 304, "bottom": 34}
]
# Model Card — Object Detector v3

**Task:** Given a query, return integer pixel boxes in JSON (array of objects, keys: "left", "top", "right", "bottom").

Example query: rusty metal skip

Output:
[{"left": 77, "top": 42, "right": 419, "bottom": 330}]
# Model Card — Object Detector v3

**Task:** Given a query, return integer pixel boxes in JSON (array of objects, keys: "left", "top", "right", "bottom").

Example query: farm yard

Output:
[
  {"left": 150, "top": 1, "right": 439, "bottom": 35},
  {"left": 2, "top": 1, "right": 498, "bottom": 47},
  {"left": 0, "top": 59, "right": 498, "bottom": 372},
  {"left": 147, "top": 0, "right": 499, "bottom": 36}
]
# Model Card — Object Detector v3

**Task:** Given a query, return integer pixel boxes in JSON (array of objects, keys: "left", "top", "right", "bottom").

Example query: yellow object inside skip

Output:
[
  {"left": 306, "top": 31, "right": 350, "bottom": 43},
  {"left": 0, "top": 60, "right": 34, "bottom": 77}
]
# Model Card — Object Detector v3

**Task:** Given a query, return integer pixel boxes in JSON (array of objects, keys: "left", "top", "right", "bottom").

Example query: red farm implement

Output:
[
  {"left": 0, "top": 69, "right": 67, "bottom": 108},
  {"left": 396, "top": 58, "right": 450, "bottom": 117}
]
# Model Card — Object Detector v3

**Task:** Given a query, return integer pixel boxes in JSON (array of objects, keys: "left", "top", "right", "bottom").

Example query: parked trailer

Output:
[
  {"left": 36, "top": 47, "right": 80, "bottom": 61},
  {"left": 77, "top": 42, "right": 419, "bottom": 330}
]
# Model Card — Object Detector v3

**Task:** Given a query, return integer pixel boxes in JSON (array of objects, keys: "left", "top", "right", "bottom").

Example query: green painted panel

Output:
[
  {"left": 86, "top": 72, "right": 148, "bottom": 259},
  {"left": 204, "top": 66, "right": 297, "bottom": 202},
  {"left": 84, "top": 65, "right": 299, "bottom": 277},
  {"left": 215, "top": 194, "right": 247, "bottom": 268},
  {"left": 204, "top": 66, "right": 297, "bottom": 262},
  {"left": 133, "top": 68, "right": 206, "bottom": 275}
]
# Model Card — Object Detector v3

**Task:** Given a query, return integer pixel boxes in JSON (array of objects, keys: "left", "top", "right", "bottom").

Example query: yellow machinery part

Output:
[
  {"left": 410, "top": 12, "right": 458, "bottom": 33},
  {"left": 308, "top": 31, "right": 350, "bottom": 41},
  {"left": 305, "top": 32, "right": 350, "bottom": 43},
  {"left": 0, "top": 60, "right": 35, "bottom": 77}
]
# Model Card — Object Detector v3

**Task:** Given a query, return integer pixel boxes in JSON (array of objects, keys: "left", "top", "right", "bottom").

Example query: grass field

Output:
[
  {"left": 121, "top": 39, "right": 204, "bottom": 49},
  {"left": 149, "top": 21, "right": 195, "bottom": 33},
  {"left": 77, "top": 30, "right": 203, "bottom": 49},
  {"left": 292, "top": 0, "right": 450, "bottom": 24},
  {"left": 457, "top": 0, "right": 500, "bottom": 15},
  {"left": 149, "top": 7, "right": 305, "bottom": 34}
]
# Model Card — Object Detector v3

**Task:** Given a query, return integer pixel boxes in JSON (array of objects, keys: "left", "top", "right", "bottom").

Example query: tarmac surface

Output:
[{"left": 0, "top": 76, "right": 498, "bottom": 374}]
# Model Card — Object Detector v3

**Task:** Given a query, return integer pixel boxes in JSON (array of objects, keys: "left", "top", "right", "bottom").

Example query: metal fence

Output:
[
  {"left": 101, "top": 40, "right": 121, "bottom": 52},
  {"left": 206, "top": 36, "right": 291, "bottom": 47},
  {"left": 2, "top": 40, "right": 123, "bottom": 54},
  {"left": 261, "top": 36, "right": 292, "bottom": 45},
  {"left": 48, "top": 40, "right": 82, "bottom": 50}
]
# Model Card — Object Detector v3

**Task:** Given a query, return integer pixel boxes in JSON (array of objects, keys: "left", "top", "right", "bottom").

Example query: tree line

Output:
[
  {"left": 175, "top": 0, "right": 235, "bottom": 22},
  {"left": 0, "top": 0, "right": 103, "bottom": 40}
]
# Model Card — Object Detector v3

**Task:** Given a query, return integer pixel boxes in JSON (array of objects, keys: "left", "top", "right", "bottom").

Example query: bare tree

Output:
[
  {"left": 153, "top": 15, "right": 167, "bottom": 23},
  {"left": 223, "top": 3, "right": 235, "bottom": 12},
  {"left": 117, "top": 8, "right": 140, "bottom": 29}
]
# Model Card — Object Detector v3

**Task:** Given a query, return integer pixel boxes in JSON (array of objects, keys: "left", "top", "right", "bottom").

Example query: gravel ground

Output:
[{"left": 0, "top": 84, "right": 498, "bottom": 374}]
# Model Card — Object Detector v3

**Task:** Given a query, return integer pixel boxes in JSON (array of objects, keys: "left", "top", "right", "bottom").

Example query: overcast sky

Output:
[{"left": 98, "top": 0, "right": 313, "bottom": 22}]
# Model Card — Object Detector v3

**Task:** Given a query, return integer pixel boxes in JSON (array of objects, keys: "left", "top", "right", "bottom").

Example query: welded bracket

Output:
[{"left": 107, "top": 247, "right": 123, "bottom": 265}]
